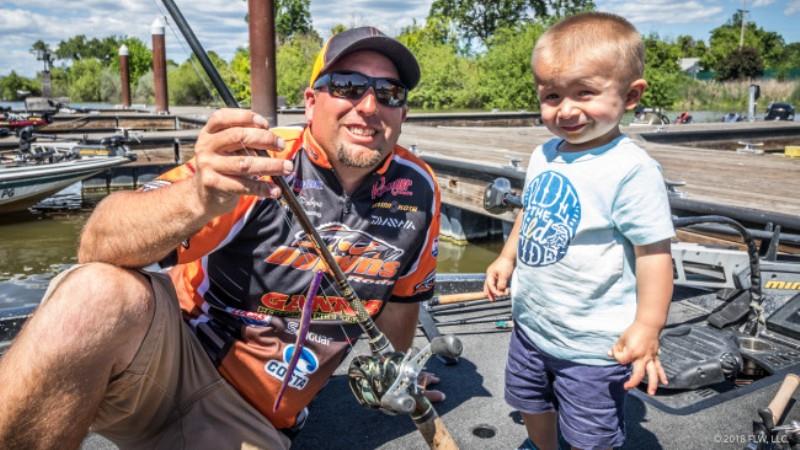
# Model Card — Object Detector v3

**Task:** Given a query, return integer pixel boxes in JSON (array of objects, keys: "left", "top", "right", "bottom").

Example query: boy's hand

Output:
[
  {"left": 608, "top": 321, "right": 668, "bottom": 395},
  {"left": 484, "top": 255, "right": 515, "bottom": 301}
]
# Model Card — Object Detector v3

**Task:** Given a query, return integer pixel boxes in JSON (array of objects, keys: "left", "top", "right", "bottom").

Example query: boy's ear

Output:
[{"left": 624, "top": 79, "right": 648, "bottom": 110}]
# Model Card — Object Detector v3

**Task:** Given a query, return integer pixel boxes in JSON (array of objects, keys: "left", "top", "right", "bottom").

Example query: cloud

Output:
[
  {"left": 787, "top": 0, "right": 800, "bottom": 14},
  {"left": 751, "top": 0, "right": 775, "bottom": 6},
  {"left": 600, "top": 0, "right": 723, "bottom": 25}
]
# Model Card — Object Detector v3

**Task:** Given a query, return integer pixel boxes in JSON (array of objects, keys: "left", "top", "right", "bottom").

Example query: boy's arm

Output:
[
  {"left": 610, "top": 238, "right": 673, "bottom": 395},
  {"left": 484, "top": 212, "right": 522, "bottom": 300}
]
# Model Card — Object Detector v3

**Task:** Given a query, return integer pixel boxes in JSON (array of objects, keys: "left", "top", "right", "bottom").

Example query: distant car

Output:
[{"left": 764, "top": 102, "right": 795, "bottom": 121}]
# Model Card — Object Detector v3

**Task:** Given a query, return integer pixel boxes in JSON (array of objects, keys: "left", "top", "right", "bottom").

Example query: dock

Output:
[{"left": 3, "top": 109, "right": 799, "bottom": 242}]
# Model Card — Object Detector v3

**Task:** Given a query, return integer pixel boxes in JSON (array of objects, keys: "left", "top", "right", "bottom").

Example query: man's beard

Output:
[{"left": 336, "top": 143, "right": 386, "bottom": 168}]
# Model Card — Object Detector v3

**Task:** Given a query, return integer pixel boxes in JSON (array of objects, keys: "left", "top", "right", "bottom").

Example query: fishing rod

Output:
[{"left": 159, "top": 1, "right": 461, "bottom": 447}]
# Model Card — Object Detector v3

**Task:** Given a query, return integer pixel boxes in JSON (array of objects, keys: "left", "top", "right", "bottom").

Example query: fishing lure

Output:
[{"left": 273, "top": 270, "right": 324, "bottom": 412}]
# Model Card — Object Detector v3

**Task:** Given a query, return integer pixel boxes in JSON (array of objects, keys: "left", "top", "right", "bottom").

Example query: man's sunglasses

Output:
[{"left": 312, "top": 71, "right": 408, "bottom": 107}]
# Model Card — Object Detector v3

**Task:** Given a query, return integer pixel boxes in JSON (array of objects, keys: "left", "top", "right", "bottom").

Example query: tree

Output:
[
  {"left": 0, "top": 71, "right": 41, "bottom": 100},
  {"left": 276, "top": 0, "right": 315, "bottom": 43},
  {"left": 548, "top": 0, "right": 595, "bottom": 19},
  {"left": 429, "top": 0, "right": 547, "bottom": 46},
  {"left": 716, "top": 46, "right": 763, "bottom": 81},
  {"left": 276, "top": 33, "right": 321, "bottom": 106},
  {"left": 330, "top": 24, "right": 347, "bottom": 36},
  {"left": 705, "top": 12, "right": 785, "bottom": 74},
  {"left": 66, "top": 58, "right": 104, "bottom": 101},
  {"left": 476, "top": 23, "right": 547, "bottom": 110},
  {"left": 116, "top": 37, "right": 153, "bottom": 85},
  {"left": 397, "top": 20, "right": 478, "bottom": 110},
  {"left": 641, "top": 35, "right": 683, "bottom": 108}
]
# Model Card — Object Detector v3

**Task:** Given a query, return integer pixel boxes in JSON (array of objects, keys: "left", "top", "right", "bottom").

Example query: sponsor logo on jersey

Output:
[
  {"left": 371, "top": 200, "right": 418, "bottom": 213},
  {"left": 264, "top": 344, "right": 319, "bottom": 390},
  {"left": 370, "top": 215, "right": 416, "bottom": 230},
  {"left": 432, "top": 237, "right": 439, "bottom": 257},
  {"left": 298, "top": 195, "right": 322, "bottom": 210},
  {"left": 256, "top": 296, "right": 382, "bottom": 322},
  {"left": 285, "top": 321, "right": 333, "bottom": 345},
  {"left": 518, "top": 171, "right": 581, "bottom": 267},
  {"left": 294, "top": 178, "right": 324, "bottom": 191},
  {"left": 415, "top": 270, "right": 436, "bottom": 293},
  {"left": 264, "top": 223, "right": 404, "bottom": 284},
  {"left": 371, "top": 176, "right": 413, "bottom": 199}
]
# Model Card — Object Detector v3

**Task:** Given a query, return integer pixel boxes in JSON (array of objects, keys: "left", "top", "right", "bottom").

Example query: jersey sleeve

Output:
[
  {"left": 388, "top": 164, "right": 441, "bottom": 303},
  {"left": 611, "top": 159, "right": 675, "bottom": 246}
]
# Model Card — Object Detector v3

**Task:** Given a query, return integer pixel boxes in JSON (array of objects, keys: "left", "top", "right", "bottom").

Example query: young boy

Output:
[{"left": 483, "top": 12, "right": 675, "bottom": 450}]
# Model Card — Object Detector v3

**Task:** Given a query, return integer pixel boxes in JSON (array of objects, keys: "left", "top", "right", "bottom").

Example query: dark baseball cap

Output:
[{"left": 308, "top": 26, "right": 420, "bottom": 90}]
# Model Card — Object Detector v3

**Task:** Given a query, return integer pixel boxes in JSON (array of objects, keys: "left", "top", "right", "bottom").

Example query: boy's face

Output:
[{"left": 534, "top": 56, "right": 645, "bottom": 152}]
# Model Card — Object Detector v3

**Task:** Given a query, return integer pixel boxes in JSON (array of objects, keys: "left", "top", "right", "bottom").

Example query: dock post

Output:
[
  {"left": 247, "top": 0, "right": 278, "bottom": 127},
  {"left": 151, "top": 17, "right": 170, "bottom": 114},
  {"left": 119, "top": 44, "right": 131, "bottom": 108}
]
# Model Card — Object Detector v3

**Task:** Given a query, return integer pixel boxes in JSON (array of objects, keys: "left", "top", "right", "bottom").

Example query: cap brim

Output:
[{"left": 320, "top": 36, "right": 420, "bottom": 90}]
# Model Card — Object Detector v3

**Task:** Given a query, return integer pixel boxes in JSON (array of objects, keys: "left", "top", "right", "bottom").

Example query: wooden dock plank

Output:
[{"left": 399, "top": 124, "right": 800, "bottom": 217}]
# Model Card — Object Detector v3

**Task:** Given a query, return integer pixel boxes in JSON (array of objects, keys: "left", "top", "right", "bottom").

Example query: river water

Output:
[{"left": 0, "top": 197, "right": 502, "bottom": 310}]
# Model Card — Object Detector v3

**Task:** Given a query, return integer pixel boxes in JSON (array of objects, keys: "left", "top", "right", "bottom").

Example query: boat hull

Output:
[{"left": 0, "top": 156, "right": 131, "bottom": 213}]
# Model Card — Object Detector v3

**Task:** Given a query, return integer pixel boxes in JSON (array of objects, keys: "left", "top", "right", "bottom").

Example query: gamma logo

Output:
[
  {"left": 518, "top": 171, "right": 580, "bottom": 267},
  {"left": 265, "top": 344, "right": 319, "bottom": 391}
]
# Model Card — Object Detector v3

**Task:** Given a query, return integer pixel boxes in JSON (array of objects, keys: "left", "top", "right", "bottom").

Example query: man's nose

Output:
[{"left": 355, "top": 87, "right": 378, "bottom": 116}]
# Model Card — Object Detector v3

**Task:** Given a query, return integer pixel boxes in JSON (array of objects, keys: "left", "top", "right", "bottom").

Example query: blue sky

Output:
[{"left": 1, "top": 0, "right": 797, "bottom": 77}]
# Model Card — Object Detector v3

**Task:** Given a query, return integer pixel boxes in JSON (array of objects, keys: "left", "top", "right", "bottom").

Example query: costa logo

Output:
[
  {"left": 265, "top": 223, "right": 404, "bottom": 282},
  {"left": 518, "top": 171, "right": 581, "bottom": 267},
  {"left": 264, "top": 344, "right": 319, "bottom": 390},
  {"left": 370, "top": 215, "right": 416, "bottom": 230},
  {"left": 371, "top": 176, "right": 413, "bottom": 199}
]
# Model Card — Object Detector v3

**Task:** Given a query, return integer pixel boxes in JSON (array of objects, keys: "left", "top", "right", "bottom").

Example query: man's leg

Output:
[{"left": 0, "top": 263, "right": 155, "bottom": 450}]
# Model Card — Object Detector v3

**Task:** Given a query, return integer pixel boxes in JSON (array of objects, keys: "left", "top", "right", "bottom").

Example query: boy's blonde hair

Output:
[{"left": 532, "top": 12, "right": 644, "bottom": 86}]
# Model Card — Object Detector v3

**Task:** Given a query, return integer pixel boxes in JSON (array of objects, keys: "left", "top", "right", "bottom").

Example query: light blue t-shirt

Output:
[{"left": 512, "top": 135, "right": 674, "bottom": 365}]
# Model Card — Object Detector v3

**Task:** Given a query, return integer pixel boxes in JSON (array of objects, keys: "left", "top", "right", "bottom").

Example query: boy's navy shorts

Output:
[{"left": 504, "top": 324, "right": 631, "bottom": 450}]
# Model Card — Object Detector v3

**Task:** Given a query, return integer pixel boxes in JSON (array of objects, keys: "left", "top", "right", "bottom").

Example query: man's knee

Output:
[{"left": 35, "top": 263, "right": 156, "bottom": 363}]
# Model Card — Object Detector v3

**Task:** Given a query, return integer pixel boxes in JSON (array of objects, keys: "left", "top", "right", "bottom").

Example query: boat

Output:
[
  {"left": 0, "top": 137, "right": 135, "bottom": 213},
  {"left": 3, "top": 192, "right": 800, "bottom": 448}
]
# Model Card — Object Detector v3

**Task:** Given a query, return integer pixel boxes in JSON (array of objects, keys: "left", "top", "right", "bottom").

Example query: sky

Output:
[{"left": 1, "top": 0, "right": 797, "bottom": 78}]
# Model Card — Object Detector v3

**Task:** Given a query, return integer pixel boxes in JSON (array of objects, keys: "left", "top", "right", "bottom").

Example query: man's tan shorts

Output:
[{"left": 43, "top": 265, "right": 291, "bottom": 450}]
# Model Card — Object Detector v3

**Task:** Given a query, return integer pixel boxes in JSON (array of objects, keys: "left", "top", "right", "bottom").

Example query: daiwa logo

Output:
[
  {"left": 370, "top": 215, "right": 416, "bottom": 230},
  {"left": 265, "top": 344, "right": 319, "bottom": 390},
  {"left": 518, "top": 171, "right": 580, "bottom": 266}
]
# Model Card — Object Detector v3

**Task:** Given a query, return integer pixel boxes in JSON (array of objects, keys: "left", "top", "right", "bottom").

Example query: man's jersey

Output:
[{"left": 148, "top": 127, "right": 441, "bottom": 428}]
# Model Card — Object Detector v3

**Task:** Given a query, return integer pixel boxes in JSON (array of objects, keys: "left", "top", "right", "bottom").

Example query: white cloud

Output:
[
  {"left": 600, "top": 0, "right": 723, "bottom": 25},
  {"left": 751, "top": 0, "right": 775, "bottom": 6},
  {"left": 787, "top": 0, "right": 800, "bottom": 14}
]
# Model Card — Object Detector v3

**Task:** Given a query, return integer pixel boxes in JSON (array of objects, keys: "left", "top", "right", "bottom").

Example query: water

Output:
[{"left": 0, "top": 204, "right": 502, "bottom": 310}]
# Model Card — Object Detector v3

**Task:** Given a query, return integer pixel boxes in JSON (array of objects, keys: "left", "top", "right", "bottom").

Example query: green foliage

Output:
[
  {"left": 476, "top": 23, "right": 545, "bottom": 110},
  {"left": 398, "top": 21, "right": 479, "bottom": 110},
  {"left": 330, "top": 24, "right": 347, "bottom": 36},
  {"left": 276, "top": 33, "right": 321, "bottom": 106},
  {"left": 133, "top": 70, "right": 154, "bottom": 104},
  {"left": 99, "top": 66, "right": 121, "bottom": 103},
  {"left": 429, "top": 0, "right": 547, "bottom": 45},
  {"left": 705, "top": 12, "right": 785, "bottom": 74},
  {"left": 716, "top": 46, "right": 763, "bottom": 81},
  {"left": 548, "top": 0, "right": 595, "bottom": 19},
  {"left": 115, "top": 37, "right": 152, "bottom": 84},
  {"left": 276, "top": 0, "right": 315, "bottom": 43},
  {"left": 0, "top": 71, "right": 41, "bottom": 100},
  {"left": 639, "top": 35, "right": 682, "bottom": 109},
  {"left": 66, "top": 58, "right": 104, "bottom": 101},
  {"left": 55, "top": 35, "right": 120, "bottom": 65},
  {"left": 168, "top": 54, "right": 228, "bottom": 106},
  {"left": 228, "top": 48, "right": 252, "bottom": 105}
]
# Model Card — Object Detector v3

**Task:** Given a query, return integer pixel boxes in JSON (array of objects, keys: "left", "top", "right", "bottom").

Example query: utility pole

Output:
[
  {"left": 738, "top": 0, "right": 748, "bottom": 49},
  {"left": 248, "top": 0, "right": 278, "bottom": 127}
]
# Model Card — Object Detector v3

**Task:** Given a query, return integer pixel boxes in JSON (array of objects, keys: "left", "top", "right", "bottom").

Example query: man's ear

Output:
[
  {"left": 624, "top": 79, "right": 647, "bottom": 110},
  {"left": 304, "top": 87, "right": 316, "bottom": 122}
]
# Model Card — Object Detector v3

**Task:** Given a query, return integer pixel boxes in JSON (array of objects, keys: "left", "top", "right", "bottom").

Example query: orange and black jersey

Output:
[{"left": 146, "top": 127, "right": 441, "bottom": 429}]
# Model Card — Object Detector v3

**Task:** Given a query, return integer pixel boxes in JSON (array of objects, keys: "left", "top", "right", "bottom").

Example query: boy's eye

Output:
[
  {"left": 544, "top": 93, "right": 560, "bottom": 101},
  {"left": 578, "top": 90, "right": 594, "bottom": 97}
]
